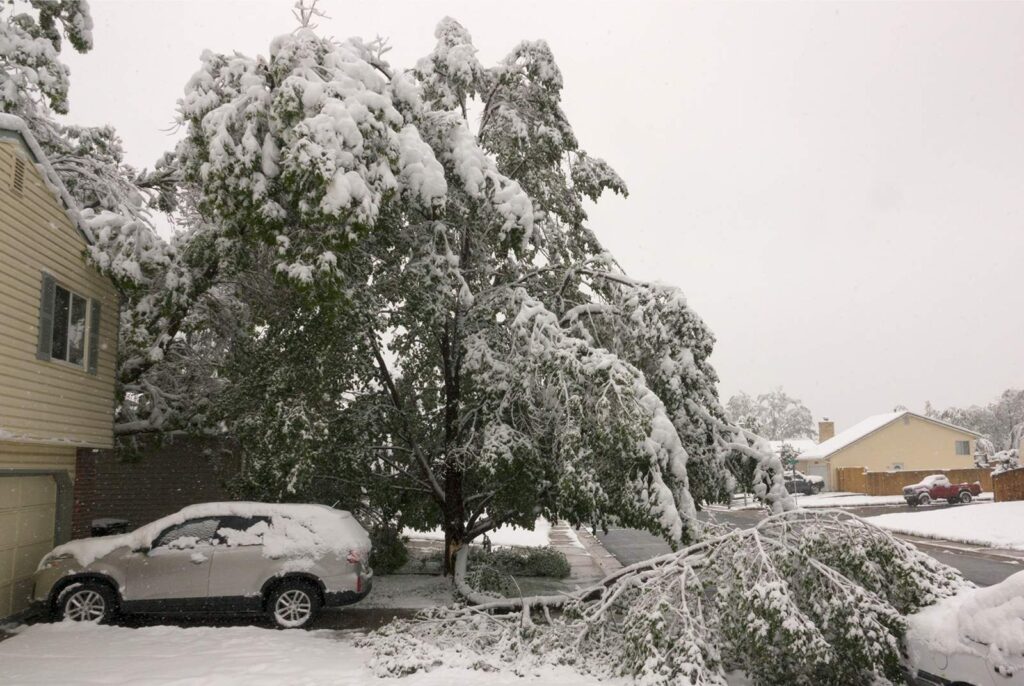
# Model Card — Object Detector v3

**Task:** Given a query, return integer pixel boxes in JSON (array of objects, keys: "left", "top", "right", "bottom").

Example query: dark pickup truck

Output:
[{"left": 903, "top": 474, "right": 983, "bottom": 507}]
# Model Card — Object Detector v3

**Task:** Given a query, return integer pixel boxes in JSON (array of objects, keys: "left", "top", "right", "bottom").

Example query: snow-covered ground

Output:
[
  {"left": 403, "top": 517, "right": 551, "bottom": 547},
  {"left": 868, "top": 501, "right": 1024, "bottom": 550},
  {"left": 358, "top": 574, "right": 454, "bottom": 609},
  {"left": 0, "top": 622, "right": 619, "bottom": 685}
]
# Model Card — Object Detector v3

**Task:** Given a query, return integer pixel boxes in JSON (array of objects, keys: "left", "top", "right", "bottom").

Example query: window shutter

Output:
[
  {"left": 87, "top": 300, "right": 101, "bottom": 374},
  {"left": 36, "top": 272, "right": 56, "bottom": 360}
]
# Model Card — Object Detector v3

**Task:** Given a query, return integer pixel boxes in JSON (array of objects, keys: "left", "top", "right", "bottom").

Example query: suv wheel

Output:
[
  {"left": 56, "top": 581, "right": 117, "bottom": 624},
  {"left": 268, "top": 580, "right": 321, "bottom": 629},
  {"left": 917, "top": 493, "right": 931, "bottom": 506},
  {"left": 959, "top": 491, "right": 972, "bottom": 504}
]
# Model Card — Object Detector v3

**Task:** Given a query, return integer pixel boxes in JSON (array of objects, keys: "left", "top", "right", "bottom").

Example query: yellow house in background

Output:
[
  {"left": 0, "top": 115, "right": 119, "bottom": 620},
  {"left": 796, "top": 411, "right": 981, "bottom": 491}
]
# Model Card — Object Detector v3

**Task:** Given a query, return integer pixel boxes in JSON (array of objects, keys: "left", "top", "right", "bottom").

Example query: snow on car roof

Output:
[
  {"left": 42, "top": 502, "right": 369, "bottom": 569},
  {"left": 911, "top": 474, "right": 949, "bottom": 487}
]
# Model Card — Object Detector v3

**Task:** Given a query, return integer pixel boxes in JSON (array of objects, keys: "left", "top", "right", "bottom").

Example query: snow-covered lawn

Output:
[
  {"left": 867, "top": 501, "right": 1024, "bottom": 550},
  {"left": 403, "top": 517, "right": 551, "bottom": 547},
  {"left": 0, "top": 622, "right": 617, "bottom": 685},
  {"left": 358, "top": 575, "right": 454, "bottom": 609}
]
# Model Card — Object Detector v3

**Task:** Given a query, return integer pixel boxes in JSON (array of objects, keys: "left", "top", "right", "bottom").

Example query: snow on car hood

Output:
[
  {"left": 907, "top": 569, "right": 1024, "bottom": 670},
  {"left": 40, "top": 502, "right": 370, "bottom": 569}
]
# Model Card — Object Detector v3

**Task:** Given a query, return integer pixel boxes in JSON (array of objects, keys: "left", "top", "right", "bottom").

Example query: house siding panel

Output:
[{"left": 0, "top": 140, "right": 118, "bottom": 449}]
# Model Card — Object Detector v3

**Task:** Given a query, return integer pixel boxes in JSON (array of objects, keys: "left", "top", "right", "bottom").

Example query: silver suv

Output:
[{"left": 32, "top": 502, "right": 373, "bottom": 629}]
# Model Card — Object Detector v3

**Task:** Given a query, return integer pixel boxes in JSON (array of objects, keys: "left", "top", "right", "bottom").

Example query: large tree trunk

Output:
[{"left": 442, "top": 469, "right": 466, "bottom": 577}]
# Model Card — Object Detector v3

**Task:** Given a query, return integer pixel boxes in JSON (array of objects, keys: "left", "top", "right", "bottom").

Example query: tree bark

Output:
[{"left": 442, "top": 471, "right": 466, "bottom": 576}]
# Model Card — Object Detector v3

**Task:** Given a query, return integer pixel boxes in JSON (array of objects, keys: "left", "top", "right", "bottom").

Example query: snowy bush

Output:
[{"left": 365, "top": 511, "right": 967, "bottom": 686}]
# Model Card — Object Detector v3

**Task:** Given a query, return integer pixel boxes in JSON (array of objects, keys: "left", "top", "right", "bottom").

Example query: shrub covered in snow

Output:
[{"left": 366, "top": 511, "right": 966, "bottom": 686}]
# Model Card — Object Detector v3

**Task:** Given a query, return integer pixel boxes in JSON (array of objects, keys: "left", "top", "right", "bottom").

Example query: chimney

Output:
[{"left": 818, "top": 419, "right": 835, "bottom": 444}]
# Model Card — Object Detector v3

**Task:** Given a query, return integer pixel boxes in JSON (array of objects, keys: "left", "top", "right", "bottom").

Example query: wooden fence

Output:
[
  {"left": 993, "top": 467, "right": 1024, "bottom": 502},
  {"left": 835, "top": 467, "right": 993, "bottom": 496}
]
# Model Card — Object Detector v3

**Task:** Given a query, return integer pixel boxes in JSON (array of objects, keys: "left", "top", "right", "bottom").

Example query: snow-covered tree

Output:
[
  {"left": 176, "top": 18, "right": 789, "bottom": 574},
  {"left": 1, "top": 1, "right": 231, "bottom": 441},
  {"left": 367, "top": 510, "right": 967, "bottom": 685},
  {"left": 726, "top": 388, "right": 816, "bottom": 440},
  {"left": 926, "top": 389, "right": 1024, "bottom": 452}
]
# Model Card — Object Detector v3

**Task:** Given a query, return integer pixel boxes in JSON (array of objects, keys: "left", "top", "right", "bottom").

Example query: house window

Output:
[
  {"left": 51, "top": 285, "right": 88, "bottom": 366},
  {"left": 955, "top": 440, "right": 971, "bottom": 456},
  {"left": 36, "top": 272, "right": 101, "bottom": 374}
]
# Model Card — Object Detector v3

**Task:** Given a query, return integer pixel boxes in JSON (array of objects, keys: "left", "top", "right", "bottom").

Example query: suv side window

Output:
[
  {"left": 153, "top": 518, "right": 221, "bottom": 550},
  {"left": 215, "top": 516, "right": 271, "bottom": 547}
]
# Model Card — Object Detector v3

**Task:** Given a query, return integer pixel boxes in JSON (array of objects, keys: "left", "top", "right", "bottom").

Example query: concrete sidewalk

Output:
[{"left": 548, "top": 521, "right": 622, "bottom": 583}]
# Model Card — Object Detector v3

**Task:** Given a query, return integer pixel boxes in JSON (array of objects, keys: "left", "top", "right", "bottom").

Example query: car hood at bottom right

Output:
[{"left": 906, "top": 570, "right": 1024, "bottom": 685}]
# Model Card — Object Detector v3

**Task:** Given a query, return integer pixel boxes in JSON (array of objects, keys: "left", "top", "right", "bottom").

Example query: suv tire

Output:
[
  {"left": 268, "top": 579, "right": 321, "bottom": 629},
  {"left": 959, "top": 491, "right": 972, "bottom": 504},
  {"left": 917, "top": 493, "right": 931, "bottom": 506},
  {"left": 55, "top": 581, "right": 118, "bottom": 624}
]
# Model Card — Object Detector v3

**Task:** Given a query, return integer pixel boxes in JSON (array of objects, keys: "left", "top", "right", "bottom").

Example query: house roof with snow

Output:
[
  {"left": 797, "top": 411, "right": 982, "bottom": 461},
  {"left": 0, "top": 113, "right": 91, "bottom": 244}
]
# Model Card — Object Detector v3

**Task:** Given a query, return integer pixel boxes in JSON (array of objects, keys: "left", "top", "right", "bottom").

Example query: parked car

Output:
[
  {"left": 32, "top": 502, "right": 372, "bottom": 629},
  {"left": 907, "top": 569, "right": 1024, "bottom": 685},
  {"left": 784, "top": 473, "right": 822, "bottom": 495},
  {"left": 903, "top": 475, "right": 983, "bottom": 507},
  {"left": 792, "top": 470, "right": 825, "bottom": 491}
]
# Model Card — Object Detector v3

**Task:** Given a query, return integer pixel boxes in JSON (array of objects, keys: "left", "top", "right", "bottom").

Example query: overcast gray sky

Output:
[{"left": 60, "top": 0, "right": 1024, "bottom": 431}]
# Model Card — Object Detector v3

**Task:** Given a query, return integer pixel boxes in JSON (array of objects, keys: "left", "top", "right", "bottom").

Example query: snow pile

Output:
[
  {"left": 908, "top": 569, "right": 1024, "bottom": 672},
  {"left": 0, "top": 622, "right": 620, "bottom": 686},
  {"left": 867, "top": 501, "right": 1024, "bottom": 550},
  {"left": 40, "top": 502, "right": 369, "bottom": 569}
]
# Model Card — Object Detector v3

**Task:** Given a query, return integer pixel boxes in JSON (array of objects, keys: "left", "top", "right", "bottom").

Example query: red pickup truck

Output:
[{"left": 902, "top": 474, "right": 983, "bottom": 507}]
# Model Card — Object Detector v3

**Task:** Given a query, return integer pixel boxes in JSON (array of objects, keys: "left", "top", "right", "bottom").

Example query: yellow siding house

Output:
[
  {"left": 797, "top": 411, "right": 980, "bottom": 491},
  {"left": 0, "top": 115, "right": 118, "bottom": 620}
]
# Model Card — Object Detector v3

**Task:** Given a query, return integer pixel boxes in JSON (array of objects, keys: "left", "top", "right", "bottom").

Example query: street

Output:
[{"left": 597, "top": 505, "right": 1024, "bottom": 587}]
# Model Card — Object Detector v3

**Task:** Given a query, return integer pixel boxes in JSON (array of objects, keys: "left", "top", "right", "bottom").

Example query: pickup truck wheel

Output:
[
  {"left": 917, "top": 493, "right": 931, "bottom": 506},
  {"left": 959, "top": 491, "right": 972, "bottom": 504}
]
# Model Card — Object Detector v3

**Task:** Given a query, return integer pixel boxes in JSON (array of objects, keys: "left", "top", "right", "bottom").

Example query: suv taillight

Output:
[{"left": 346, "top": 550, "right": 362, "bottom": 564}]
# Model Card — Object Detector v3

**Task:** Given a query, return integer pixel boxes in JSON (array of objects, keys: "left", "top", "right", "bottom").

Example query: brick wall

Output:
[
  {"left": 71, "top": 437, "right": 242, "bottom": 535},
  {"left": 835, "top": 466, "right": 992, "bottom": 496},
  {"left": 993, "top": 468, "right": 1024, "bottom": 502},
  {"left": 72, "top": 449, "right": 98, "bottom": 539}
]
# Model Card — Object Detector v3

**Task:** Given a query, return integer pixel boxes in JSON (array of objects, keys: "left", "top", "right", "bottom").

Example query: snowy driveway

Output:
[{"left": 0, "top": 622, "right": 612, "bottom": 685}]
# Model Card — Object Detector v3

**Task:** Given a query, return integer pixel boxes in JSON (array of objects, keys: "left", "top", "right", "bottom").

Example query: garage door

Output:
[
  {"left": 803, "top": 462, "right": 831, "bottom": 491},
  {"left": 0, "top": 475, "right": 58, "bottom": 619}
]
